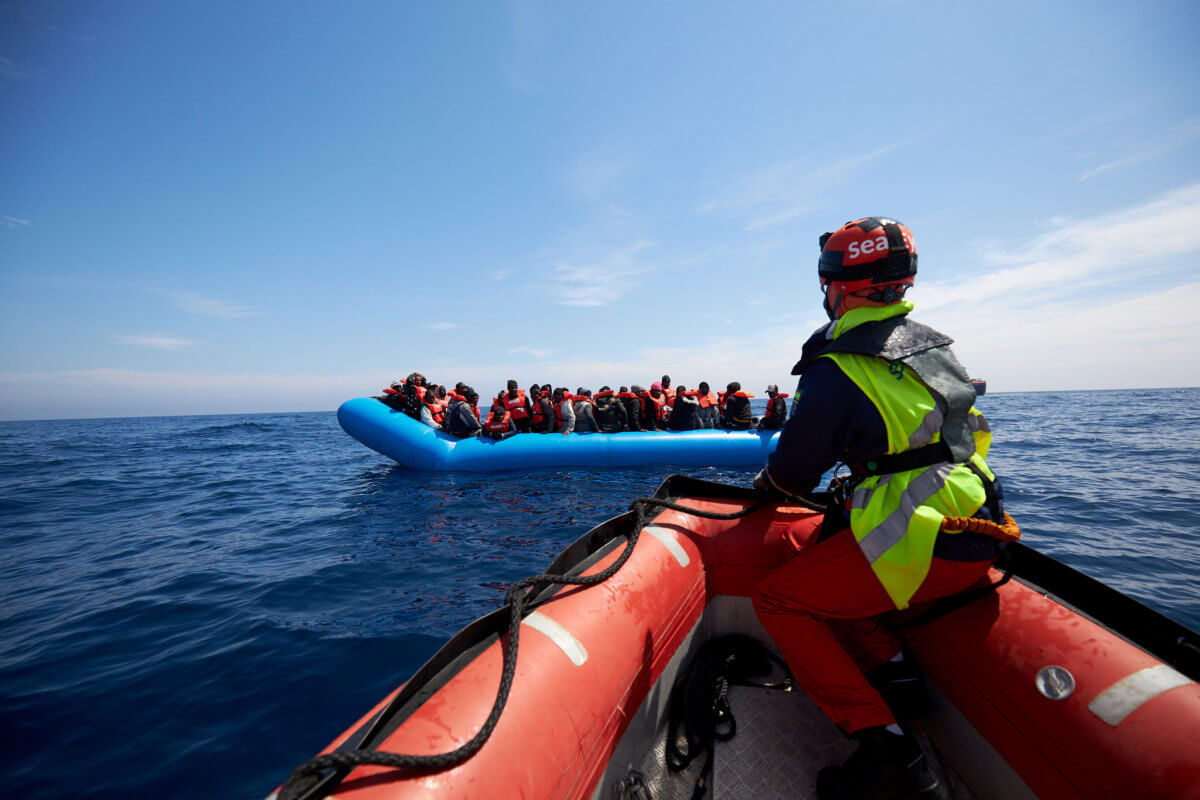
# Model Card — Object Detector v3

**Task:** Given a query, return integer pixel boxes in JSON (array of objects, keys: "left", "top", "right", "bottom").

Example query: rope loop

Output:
[{"left": 277, "top": 489, "right": 783, "bottom": 800}]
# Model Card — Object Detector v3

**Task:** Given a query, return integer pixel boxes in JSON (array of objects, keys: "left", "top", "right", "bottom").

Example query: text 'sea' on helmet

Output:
[{"left": 818, "top": 217, "right": 917, "bottom": 295}]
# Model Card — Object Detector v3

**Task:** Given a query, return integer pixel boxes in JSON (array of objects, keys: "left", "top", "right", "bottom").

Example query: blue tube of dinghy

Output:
[{"left": 336, "top": 397, "right": 780, "bottom": 472}]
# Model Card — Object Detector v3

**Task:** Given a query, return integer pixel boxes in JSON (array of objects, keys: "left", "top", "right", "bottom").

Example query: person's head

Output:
[
  {"left": 455, "top": 381, "right": 467, "bottom": 393},
  {"left": 406, "top": 372, "right": 424, "bottom": 387},
  {"left": 464, "top": 388, "right": 478, "bottom": 404},
  {"left": 676, "top": 385, "right": 686, "bottom": 393},
  {"left": 576, "top": 387, "right": 585, "bottom": 396},
  {"left": 599, "top": 385, "right": 611, "bottom": 393},
  {"left": 390, "top": 379, "right": 404, "bottom": 392},
  {"left": 727, "top": 381, "right": 741, "bottom": 394},
  {"left": 661, "top": 375, "right": 671, "bottom": 388},
  {"left": 529, "top": 383, "right": 540, "bottom": 396},
  {"left": 583, "top": 389, "right": 592, "bottom": 398},
  {"left": 818, "top": 217, "right": 916, "bottom": 320},
  {"left": 631, "top": 384, "right": 645, "bottom": 394},
  {"left": 552, "top": 387, "right": 564, "bottom": 402},
  {"left": 699, "top": 381, "right": 710, "bottom": 394},
  {"left": 619, "top": 386, "right": 629, "bottom": 393},
  {"left": 491, "top": 401, "right": 504, "bottom": 416},
  {"left": 650, "top": 381, "right": 663, "bottom": 395},
  {"left": 436, "top": 385, "right": 446, "bottom": 398},
  {"left": 542, "top": 383, "right": 552, "bottom": 393},
  {"left": 766, "top": 383, "right": 779, "bottom": 397},
  {"left": 507, "top": 379, "right": 518, "bottom": 393}
]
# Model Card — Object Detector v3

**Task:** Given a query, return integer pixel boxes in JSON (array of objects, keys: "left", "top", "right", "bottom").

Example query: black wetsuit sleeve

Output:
[{"left": 765, "top": 358, "right": 887, "bottom": 494}]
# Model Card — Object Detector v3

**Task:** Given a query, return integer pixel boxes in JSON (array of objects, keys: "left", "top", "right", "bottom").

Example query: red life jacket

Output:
[
  {"left": 676, "top": 390, "right": 699, "bottom": 398},
  {"left": 731, "top": 391, "right": 755, "bottom": 399},
  {"left": 416, "top": 385, "right": 428, "bottom": 400},
  {"left": 697, "top": 391, "right": 718, "bottom": 408},
  {"left": 641, "top": 392, "right": 666, "bottom": 419},
  {"left": 617, "top": 391, "right": 638, "bottom": 399},
  {"left": 595, "top": 390, "right": 615, "bottom": 398},
  {"left": 663, "top": 387, "right": 676, "bottom": 408},
  {"left": 502, "top": 389, "right": 529, "bottom": 420},
  {"left": 530, "top": 391, "right": 549, "bottom": 426},
  {"left": 484, "top": 410, "right": 511, "bottom": 433}
]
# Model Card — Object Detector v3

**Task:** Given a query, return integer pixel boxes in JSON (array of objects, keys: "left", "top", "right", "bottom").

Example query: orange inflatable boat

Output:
[{"left": 271, "top": 476, "right": 1200, "bottom": 800}]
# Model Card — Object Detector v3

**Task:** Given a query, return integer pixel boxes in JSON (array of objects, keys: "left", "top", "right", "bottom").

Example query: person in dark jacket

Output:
[
  {"left": 445, "top": 388, "right": 482, "bottom": 438},
  {"left": 666, "top": 385, "right": 700, "bottom": 431},
  {"left": 572, "top": 390, "right": 598, "bottom": 433},
  {"left": 750, "top": 217, "right": 1001, "bottom": 800},
  {"left": 720, "top": 382, "right": 754, "bottom": 429},
  {"left": 757, "top": 384, "right": 788, "bottom": 431},
  {"left": 594, "top": 386, "right": 629, "bottom": 433},
  {"left": 530, "top": 384, "right": 554, "bottom": 433},
  {"left": 621, "top": 386, "right": 643, "bottom": 432}
]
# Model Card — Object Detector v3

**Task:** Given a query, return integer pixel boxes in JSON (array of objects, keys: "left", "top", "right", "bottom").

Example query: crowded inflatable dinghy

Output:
[
  {"left": 271, "top": 476, "right": 1200, "bottom": 800},
  {"left": 337, "top": 397, "right": 779, "bottom": 471}
]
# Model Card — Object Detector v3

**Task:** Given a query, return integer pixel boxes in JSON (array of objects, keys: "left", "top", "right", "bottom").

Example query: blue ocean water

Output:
[{"left": 1, "top": 388, "right": 1197, "bottom": 799}]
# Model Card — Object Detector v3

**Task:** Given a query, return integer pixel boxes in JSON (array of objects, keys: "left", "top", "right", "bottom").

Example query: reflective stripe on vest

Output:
[
  {"left": 502, "top": 390, "right": 529, "bottom": 419},
  {"left": 824, "top": 302, "right": 995, "bottom": 609}
]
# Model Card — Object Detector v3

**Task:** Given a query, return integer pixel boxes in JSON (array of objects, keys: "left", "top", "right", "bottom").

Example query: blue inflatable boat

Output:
[{"left": 337, "top": 397, "right": 780, "bottom": 471}]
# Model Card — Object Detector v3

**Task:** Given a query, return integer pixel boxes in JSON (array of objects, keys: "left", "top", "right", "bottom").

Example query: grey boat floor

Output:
[{"left": 627, "top": 685, "right": 977, "bottom": 800}]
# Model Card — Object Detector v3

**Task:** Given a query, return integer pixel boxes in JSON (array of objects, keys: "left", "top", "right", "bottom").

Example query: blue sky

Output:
[{"left": 2, "top": 1, "right": 1198, "bottom": 420}]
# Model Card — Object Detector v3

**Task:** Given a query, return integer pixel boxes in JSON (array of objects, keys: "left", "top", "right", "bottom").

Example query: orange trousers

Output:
[{"left": 752, "top": 517, "right": 994, "bottom": 734}]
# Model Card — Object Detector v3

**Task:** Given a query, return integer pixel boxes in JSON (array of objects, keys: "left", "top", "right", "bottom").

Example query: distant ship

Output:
[{"left": 972, "top": 379, "right": 987, "bottom": 396}]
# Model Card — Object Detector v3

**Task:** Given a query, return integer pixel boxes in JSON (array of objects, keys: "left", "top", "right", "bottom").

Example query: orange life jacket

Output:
[
  {"left": 502, "top": 389, "right": 529, "bottom": 420},
  {"left": 484, "top": 410, "right": 511, "bottom": 433},
  {"left": 698, "top": 391, "right": 719, "bottom": 408}
]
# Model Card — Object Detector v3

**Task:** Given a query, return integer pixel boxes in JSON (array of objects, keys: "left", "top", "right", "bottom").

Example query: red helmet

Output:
[{"left": 818, "top": 217, "right": 917, "bottom": 297}]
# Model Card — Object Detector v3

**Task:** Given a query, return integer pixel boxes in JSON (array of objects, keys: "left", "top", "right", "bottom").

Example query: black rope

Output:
[{"left": 277, "top": 492, "right": 782, "bottom": 800}]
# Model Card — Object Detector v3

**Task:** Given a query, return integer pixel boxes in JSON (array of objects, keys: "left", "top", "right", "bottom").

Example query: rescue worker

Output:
[
  {"left": 499, "top": 379, "right": 532, "bottom": 433},
  {"left": 757, "top": 384, "right": 788, "bottom": 431},
  {"left": 482, "top": 401, "right": 517, "bottom": 440},
  {"left": 594, "top": 386, "right": 629, "bottom": 433},
  {"left": 720, "top": 382, "right": 754, "bottom": 429},
  {"left": 621, "top": 386, "right": 644, "bottom": 432},
  {"left": 666, "top": 385, "right": 700, "bottom": 431},
  {"left": 696, "top": 381, "right": 719, "bottom": 429},
  {"left": 444, "top": 387, "right": 483, "bottom": 438},
  {"left": 751, "top": 217, "right": 1001, "bottom": 800}
]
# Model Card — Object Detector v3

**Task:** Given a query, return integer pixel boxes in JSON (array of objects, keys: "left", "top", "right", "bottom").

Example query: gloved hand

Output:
[{"left": 753, "top": 468, "right": 769, "bottom": 490}]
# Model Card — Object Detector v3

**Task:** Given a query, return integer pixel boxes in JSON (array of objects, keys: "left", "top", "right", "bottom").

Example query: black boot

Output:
[
  {"left": 866, "top": 653, "right": 930, "bottom": 721},
  {"left": 816, "top": 727, "right": 949, "bottom": 800}
]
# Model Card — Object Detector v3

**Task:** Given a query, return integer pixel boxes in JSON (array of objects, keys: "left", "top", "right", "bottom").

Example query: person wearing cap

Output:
[
  {"left": 757, "top": 384, "right": 788, "bottom": 431},
  {"left": 642, "top": 382, "right": 669, "bottom": 430},
  {"left": 750, "top": 217, "right": 1001, "bottom": 800}
]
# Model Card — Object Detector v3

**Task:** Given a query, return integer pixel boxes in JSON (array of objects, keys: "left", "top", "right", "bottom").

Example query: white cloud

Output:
[
  {"left": 1079, "top": 117, "right": 1200, "bottom": 182},
  {"left": 422, "top": 321, "right": 462, "bottom": 331},
  {"left": 111, "top": 334, "right": 198, "bottom": 351},
  {"left": 921, "top": 182, "right": 1200, "bottom": 312},
  {"left": 704, "top": 144, "right": 903, "bottom": 231},
  {"left": 166, "top": 291, "right": 260, "bottom": 319},
  {"left": 552, "top": 239, "right": 658, "bottom": 306},
  {"left": 2, "top": 215, "right": 31, "bottom": 229},
  {"left": 508, "top": 346, "right": 555, "bottom": 359}
]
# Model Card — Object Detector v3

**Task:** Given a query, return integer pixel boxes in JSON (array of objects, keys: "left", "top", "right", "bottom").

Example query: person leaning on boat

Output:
[
  {"left": 751, "top": 217, "right": 1001, "bottom": 800},
  {"left": 444, "top": 387, "right": 483, "bottom": 438}
]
